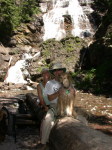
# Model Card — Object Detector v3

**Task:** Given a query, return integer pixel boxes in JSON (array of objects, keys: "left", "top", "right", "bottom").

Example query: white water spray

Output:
[
  {"left": 43, "top": 2, "right": 67, "bottom": 41},
  {"left": 4, "top": 52, "right": 41, "bottom": 84},
  {"left": 42, "top": 0, "right": 94, "bottom": 41}
]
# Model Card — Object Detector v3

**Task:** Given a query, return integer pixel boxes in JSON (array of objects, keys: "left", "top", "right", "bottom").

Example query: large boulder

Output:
[{"left": 49, "top": 117, "right": 112, "bottom": 150}]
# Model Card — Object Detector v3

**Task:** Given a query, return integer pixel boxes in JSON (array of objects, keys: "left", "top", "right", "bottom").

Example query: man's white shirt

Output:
[{"left": 45, "top": 79, "right": 61, "bottom": 104}]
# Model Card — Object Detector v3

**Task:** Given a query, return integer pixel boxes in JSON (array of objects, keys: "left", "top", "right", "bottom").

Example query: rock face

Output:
[
  {"left": 49, "top": 117, "right": 112, "bottom": 150},
  {"left": 81, "top": 0, "right": 112, "bottom": 69},
  {"left": 80, "top": 1, "right": 112, "bottom": 92}
]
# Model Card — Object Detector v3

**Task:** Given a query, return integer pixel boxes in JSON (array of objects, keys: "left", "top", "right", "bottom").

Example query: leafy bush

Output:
[
  {"left": 72, "top": 62, "right": 112, "bottom": 94},
  {"left": 72, "top": 69, "right": 96, "bottom": 91}
]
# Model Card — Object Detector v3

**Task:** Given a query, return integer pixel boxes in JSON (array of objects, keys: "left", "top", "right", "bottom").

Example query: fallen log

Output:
[
  {"left": 14, "top": 114, "right": 35, "bottom": 125},
  {"left": 16, "top": 119, "right": 36, "bottom": 125},
  {"left": 15, "top": 114, "right": 32, "bottom": 118},
  {"left": 25, "top": 93, "right": 46, "bottom": 124},
  {"left": 49, "top": 117, "right": 112, "bottom": 150}
]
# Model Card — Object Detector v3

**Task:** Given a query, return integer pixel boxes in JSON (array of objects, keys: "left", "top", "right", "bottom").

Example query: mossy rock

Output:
[{"left": 40, "top": 36, "right": 87, "bottom": 71}]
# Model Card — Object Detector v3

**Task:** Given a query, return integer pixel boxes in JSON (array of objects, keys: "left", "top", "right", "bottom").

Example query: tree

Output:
[{"left": 0, "top": 0, "right": 40, "bottom": 39}]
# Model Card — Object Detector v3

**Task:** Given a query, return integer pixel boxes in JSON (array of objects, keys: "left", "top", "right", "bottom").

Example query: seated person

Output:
[
  {"left": 37, "top": 68, "right": 51, "bottom": 111},
  {"left": 37, "top": 62, "right": 66, "bottom": 150}
]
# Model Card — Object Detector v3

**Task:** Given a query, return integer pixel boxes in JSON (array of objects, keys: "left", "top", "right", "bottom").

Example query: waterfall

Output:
[
  {"left": 4, "top": 59, "right": 30, "bottom": 84},
  {"left": 42, "top": 0, "right": 94, "bottom": 41},
  {"left": 43, "top": 0, "right": 67, "bottom": 41},
  {"left": 4, "top": 52, "right": 41, "bottom": 84}
]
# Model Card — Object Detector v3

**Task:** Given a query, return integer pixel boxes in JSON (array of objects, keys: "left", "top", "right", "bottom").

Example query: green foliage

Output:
[
  {"left": 72, "top": 69, "right": 96, "bottom": 91},
  {"left": 42, "top": 49, "right": 51, "bottom": 58},
  {"left": 0, "top": 0, "right": 20, "bottom": 35},
  {"left": 83, "top": 69, "right": 96, "bottom": 83},
  {"left": 73, "top": 61, "right": 112, "bottom": 94},
  {"left": 37, "top": 67, "right": 43, "bottom": 74},
  {"left": 41, "top": 36, "right": 86, "bottom": 64},
  {"left": 41, "top": 39, "right": 62, "bottom": 58},
  {"left": 0, "top": 0, "right": 40, "bottom": 38},
  {"left": 61, "top": 36, "right": 84, "bottom": 52},
  {"left": 20, "top": 0, "right": 40, "bottom": 22}
]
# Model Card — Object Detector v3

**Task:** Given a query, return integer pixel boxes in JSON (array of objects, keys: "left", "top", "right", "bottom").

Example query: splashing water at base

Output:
[
  {"left": 4, "top": 52, "right": 41, "bottom": 84},
  {"left": 4, "top": 56, "right": 31, "bottom": 84}
]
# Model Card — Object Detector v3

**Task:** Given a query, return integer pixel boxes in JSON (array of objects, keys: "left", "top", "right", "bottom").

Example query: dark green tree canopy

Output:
[{"left": 0, "top": 0, "right": 40, "bottom": 38}]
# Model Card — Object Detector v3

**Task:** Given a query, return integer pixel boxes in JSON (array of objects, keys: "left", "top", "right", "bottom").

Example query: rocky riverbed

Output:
[{"left": 0, "top": 87, "right": 112, "bottom": 150}]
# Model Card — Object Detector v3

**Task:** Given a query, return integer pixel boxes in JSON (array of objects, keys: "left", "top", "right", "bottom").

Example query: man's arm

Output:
[
  {"left": 45, "top": 80, "right": 60, "bottom": 101},
  {"left": 48, "top": 91, "right": 59, "bottom": 101}
]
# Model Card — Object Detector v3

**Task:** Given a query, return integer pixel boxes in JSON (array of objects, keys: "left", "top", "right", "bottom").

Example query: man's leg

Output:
[{"left": 40, "top": 109, "right": 55, "bottom": 144}]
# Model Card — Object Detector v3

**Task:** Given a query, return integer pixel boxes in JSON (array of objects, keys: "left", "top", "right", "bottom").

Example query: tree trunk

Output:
[{"left": 49, "top": 117, "right": 112, "bottom": 150}]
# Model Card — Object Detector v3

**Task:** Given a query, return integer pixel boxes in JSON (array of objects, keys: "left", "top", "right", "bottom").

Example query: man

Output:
[{"left": 37, "top": 62, "right": 66, "bottom": 150}]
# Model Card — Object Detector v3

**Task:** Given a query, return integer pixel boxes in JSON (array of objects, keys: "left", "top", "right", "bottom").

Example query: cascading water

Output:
[
  {"left": 4, "top": 52, "right": 41, "bottom": 84},
  {"left": 42, "top": 0, "right": 94, "bottom": 41},
  {"left": 43, "top": 0, "right": 67, "bottom": 41}
]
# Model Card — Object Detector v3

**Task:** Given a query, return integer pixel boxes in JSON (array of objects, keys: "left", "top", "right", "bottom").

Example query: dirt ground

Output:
[{"left": 0, "top": 89, "right": 112, "bottom": 150}]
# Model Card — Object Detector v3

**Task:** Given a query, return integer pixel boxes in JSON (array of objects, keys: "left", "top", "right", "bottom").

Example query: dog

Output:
[{"left": 57, "top": 72, "right": 76, "bottom": 117}]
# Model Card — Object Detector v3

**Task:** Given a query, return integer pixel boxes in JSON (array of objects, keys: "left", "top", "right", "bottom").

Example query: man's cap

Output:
[{"left": 49, "top": 62, "right": 66, "bottom": 73}]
